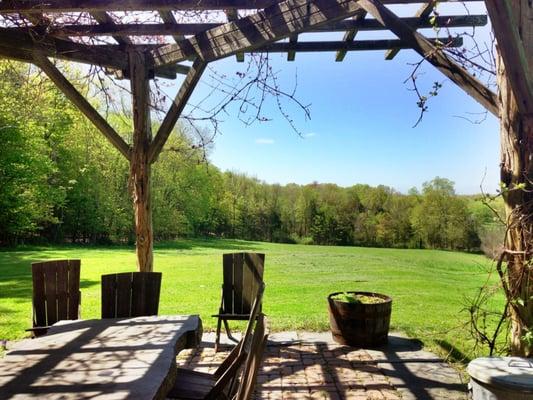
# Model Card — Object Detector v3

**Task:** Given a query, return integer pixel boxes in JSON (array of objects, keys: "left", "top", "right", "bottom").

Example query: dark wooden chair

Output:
[
  {"left": 28, "top": 259, "right": 81, "bottom": 337},
  {"left": 234, "top": 314, "right": 269, "bottom": 400},
  {"left": 101, "top": 272, "right": 162, "bottom": 318},
  {"left": 167, "top": 284, "right": 265, "bottom": 400},
  {"left": 213, "top": 252, "right": 265, "bottom": 351}
]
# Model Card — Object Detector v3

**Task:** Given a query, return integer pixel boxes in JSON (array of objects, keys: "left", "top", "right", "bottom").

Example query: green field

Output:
[{"left": 0, "top": 239, "right": 503, "bottom": 362}]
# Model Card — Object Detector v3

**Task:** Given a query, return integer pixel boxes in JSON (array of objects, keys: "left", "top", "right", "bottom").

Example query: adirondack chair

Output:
[
  {"left": 167, "top": 284, "right": 265, "bottom": 400},
  {"left": 28, "top": 259, "right": 81, "bottom": 337},
  {"left": 213, "top": 252, "right": 265, "bottom": 352},
  {"left": 101, "top": 272, "right": 162, "bottom": 318},
  {"left": 234, "top": 314, "right": 269, "bottom": 400}
]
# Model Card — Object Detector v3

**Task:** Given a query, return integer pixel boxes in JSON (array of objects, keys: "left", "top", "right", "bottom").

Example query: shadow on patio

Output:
[{"left": 176, "top": 332, "right": 468, "bottom": 400}]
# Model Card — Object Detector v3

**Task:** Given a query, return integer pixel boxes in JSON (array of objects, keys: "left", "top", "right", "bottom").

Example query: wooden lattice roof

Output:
[{"left": 0, "top": 0, "right": 487, "bottom": 79}]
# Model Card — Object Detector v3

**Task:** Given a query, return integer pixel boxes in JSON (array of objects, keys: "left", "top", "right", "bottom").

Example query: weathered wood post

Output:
[
  {"left": 487, "top": 0, "right": 533, "bottom": 356},
  {"left": 129, "top": 50, "right": 154, "bottom": 273},
  {"left": 498, "top": 56, "right": 533, "bottom": 356}
]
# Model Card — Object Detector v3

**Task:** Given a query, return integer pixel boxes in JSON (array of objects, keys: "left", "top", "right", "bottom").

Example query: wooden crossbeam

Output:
[
  {"left": 0, "top": 28, "right": 128, "bottom": 70},
  {"left": 0, "top": 45, "right": 35, "bottom": 63},
  {"left": 357, "top": 0, "right": 498, "bottom": 116},
  {"left": 157, "top": 10, "right": 197, "bottom": 73},
  {"left": 33, "top": 55, "right": 131, "bottom": 159},
  {"left": 158, "top": 10, "right": 185, "bottom": 43},
  {"left": 90, "top": 11, "right": 133, "bottom": 46},
  {"left": 255, "top": 36, "right": 462, "bottom": 53},
  {"left": 150, "top": 0, "right": 369, "bottom": 67},
  {"left": 335, "top": 9, "right": 366, "bottom": 62},
  {"left": 485, "top": 0, "right": 533, "bottom": 115},
  {"left": 0, "top": 0, "right": 480, "bottom": 13},
  {"left": 148, "top": 59, "right": 207, "bottom": 163},
  {"left": 384, "top": 0, "right": 435, "bottom": 60},
  {"left": 226, "top": 9, "right": 245, "bottom": 62},
  {"left": 0, "top": 27, "right": 185, "bottom": 79},
  {"left": 12, "top": 15, "right": 487, "bottom": 37},
  {"left": 0, "top": 37, "right": 461, "bottom": 63},
  {"left": 287, "top": 34, "right": 298, "bottom": 61}
]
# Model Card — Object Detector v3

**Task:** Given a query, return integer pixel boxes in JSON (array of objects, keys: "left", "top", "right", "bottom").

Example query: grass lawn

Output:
[{"left": 0, "top": 239, "right": 503, "bottom": 362}]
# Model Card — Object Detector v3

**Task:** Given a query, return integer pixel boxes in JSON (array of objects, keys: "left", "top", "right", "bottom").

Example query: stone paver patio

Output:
[{"left": 176, "top": 332, "right": 469, "bottom": 400}]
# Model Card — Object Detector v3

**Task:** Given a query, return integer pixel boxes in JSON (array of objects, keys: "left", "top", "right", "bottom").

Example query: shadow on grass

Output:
[
  {"left": 1, "top": 237, "right": 261, "bottom": 254},
  {"left": 435, "top": 339, "right": 472, "bottom": 365},
  {"left": 0, "top": 251, "right": 99, "bottom": 307},
  {"left": 155, "top": 238, "right": 261, "bottom": 251}
]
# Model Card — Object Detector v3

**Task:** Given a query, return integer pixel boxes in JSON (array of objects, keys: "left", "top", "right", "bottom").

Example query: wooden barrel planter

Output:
[{"left": 327, "top": 291, "right": 392, "bottom": 347}]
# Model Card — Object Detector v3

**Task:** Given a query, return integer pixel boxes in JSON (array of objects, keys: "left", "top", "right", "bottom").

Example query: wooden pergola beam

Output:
[
  {"left": 287, "top": 34, "right": 298, "bottom": 61},
  {"left": 148, "top": 59, "right": 207, "bottom": 164},
  {"left": 358, "top": 0, "right": 499, "bottom": 116},
  {"left": 335, "top": 9, "right": 366, "bottom": 62},
  {"left": 256, "top": 36, "right": 462, "bottom": 53},
  {"left": 225, "top": 9, "right": 245, "bottom": 62},
  {"left": 0, "top": 37, "right": 460, "bottom": 60},
  {"left": 150, "top": 0, "right": 370, "bottom": 67},
  {"left": 16, "top": 15, "right": 486, "bottom": 37},
  {"left": 90, "top": 11, "right": 133, "bottom": 46},
  {"left": 0, "top": 28, "right": 129, "bottom": 70},
  {"left": 485, "top": 0, "right": 533, "bottom": 115},
  {"left": 0, "top": 0, "right": 480, "bottom": 13},
  {"left": 384, "top": 0, "right": 436, "bottom": 60},
  {"left": 32, "top": 55, "right": 132, "bottom": 160},
  {"left": 158, "top": 10, "right": 185, "bottom": 44}
]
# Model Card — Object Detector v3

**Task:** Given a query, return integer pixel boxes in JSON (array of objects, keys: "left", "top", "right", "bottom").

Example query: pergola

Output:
[{"left": 0, "top": 0, "right": 531, "bottom": 355}]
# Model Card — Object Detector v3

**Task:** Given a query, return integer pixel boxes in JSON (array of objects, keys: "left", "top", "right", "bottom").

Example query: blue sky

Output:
[{"left": 160, "top": 2, "right": 500, "bottom": 194}]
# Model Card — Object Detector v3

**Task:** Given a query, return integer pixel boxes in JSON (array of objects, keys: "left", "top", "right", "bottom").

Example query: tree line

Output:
[{"left": 0, "top": 61, "right": 503, "bottom": 252}]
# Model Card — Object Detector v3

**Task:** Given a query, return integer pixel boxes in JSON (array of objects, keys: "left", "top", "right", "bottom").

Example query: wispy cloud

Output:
[
  {"left": 302, "top": 132, "right": 317, "bottom": 138},
  {"left": 255, "top": 138, "right": 275, "bottom": 145}
]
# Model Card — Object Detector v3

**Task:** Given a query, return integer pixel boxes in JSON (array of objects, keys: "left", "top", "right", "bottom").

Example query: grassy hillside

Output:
[{"left": 0, "top": 239, "right": 503, "bottom": 362}]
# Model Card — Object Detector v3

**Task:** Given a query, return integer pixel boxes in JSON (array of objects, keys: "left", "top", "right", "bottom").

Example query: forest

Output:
[{"left": 0, "top": 61, "right": 503, "bottom": 253}]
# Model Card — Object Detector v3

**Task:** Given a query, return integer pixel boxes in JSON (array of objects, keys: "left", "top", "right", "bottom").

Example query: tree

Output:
[
  {"left": 411, "top": 177, "right": 478, "bottom": 250},
  {"left": 0, "top": 62, "right": 63, "bottom": 244}
]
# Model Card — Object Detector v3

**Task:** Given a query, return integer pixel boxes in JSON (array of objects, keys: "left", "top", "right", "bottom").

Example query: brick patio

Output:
[{"left": 176, "top": 332, "right": 468, "bottom": 400}]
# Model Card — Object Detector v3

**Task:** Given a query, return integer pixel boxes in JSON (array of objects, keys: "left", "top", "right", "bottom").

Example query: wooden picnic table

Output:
[{"left": 0, "top": 315, "right": 202, "bottom": 400}]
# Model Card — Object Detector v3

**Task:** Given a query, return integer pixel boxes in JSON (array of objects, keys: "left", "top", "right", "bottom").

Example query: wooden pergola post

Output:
[
  {"left": 129, "top": 50, "right": 154, "bottom": 273},
  {"left": 485, "top": 0, "right": 533, "bottom": 356}
]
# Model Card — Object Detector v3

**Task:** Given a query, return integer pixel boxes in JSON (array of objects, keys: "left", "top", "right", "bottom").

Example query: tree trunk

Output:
[
  {"left": 129, "top": 50, "right": 153, "bottom": 272},
  {"left": 497, "top": 51, "right": 533, "bottom": 356}
]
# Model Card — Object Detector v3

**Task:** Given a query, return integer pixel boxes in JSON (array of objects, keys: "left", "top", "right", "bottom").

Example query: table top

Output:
[{"left": 0, "top": 315, "right": 201, "bottom": 400}]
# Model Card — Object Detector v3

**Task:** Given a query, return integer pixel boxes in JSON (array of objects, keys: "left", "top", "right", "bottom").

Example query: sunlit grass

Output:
[{"left": 0, "top": 239, "right": 503, "bottom": 362}]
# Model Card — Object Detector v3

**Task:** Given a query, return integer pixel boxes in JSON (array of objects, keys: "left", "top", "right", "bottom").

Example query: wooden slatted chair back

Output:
[
  {"left": 222, "top": 252, "right": 265, "bottom": 315},
  {"left": 101, "top": 272, "right": 162, "bottom": 318},
  {"left": 31, "top": 259, "right": 81, "bottom": 334},
  {"left": 234, "top": 314, "right": 269, "bottom": 400},
  {"left": 167, "top": 336, "right": 248, "bottom": 400}
]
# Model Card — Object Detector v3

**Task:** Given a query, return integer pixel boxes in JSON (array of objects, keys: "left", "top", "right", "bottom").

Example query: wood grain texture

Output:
[
  {"left": 129, "top": 50, "right": 154, "bottom": 273},
  {"left": 496, "top": 11, "right": 533, "bottom": 354},
  {"left": 150, "top": 0, "right": 370, "bottom": 66},
  {"left": 0, "top": 28, "right": 128, "bottom": 69},
  {"left": 101, "top": 272, "right": 162, "bottom": 318},
  {"left": 16, "top": 15, "right": 486, "bottom": 37},
  {"left": 0, "top": 315, "right": 201, "bottom": 399},
  {"left": 30, "top": 260, "right": 81, "bottom": 332},
  {"left": 485, "top": 0, "right": 533, "bottom": 115}
]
